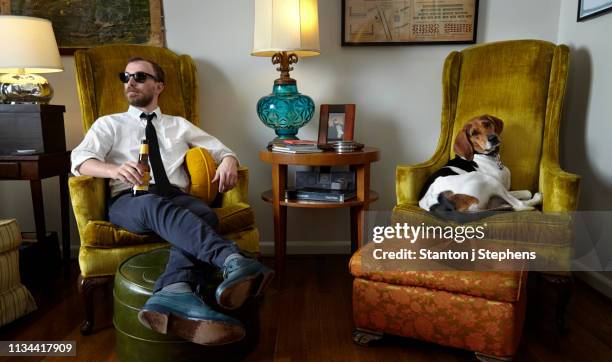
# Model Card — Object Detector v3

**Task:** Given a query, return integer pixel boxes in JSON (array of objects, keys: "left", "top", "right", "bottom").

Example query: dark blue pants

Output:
[{"left": 108, "top": 189, "right": 240, "bottom": 292}]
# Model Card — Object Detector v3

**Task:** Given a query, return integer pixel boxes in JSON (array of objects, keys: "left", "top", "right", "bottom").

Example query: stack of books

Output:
[
  {"left": 270, "top": 140, "right": 322, "bottom": 153},
  {"left": 285, "top": 171, "right": 357, "bottom": 202},
  {"left": 285, "top": 188, "right": 357, "bottom": 202}
]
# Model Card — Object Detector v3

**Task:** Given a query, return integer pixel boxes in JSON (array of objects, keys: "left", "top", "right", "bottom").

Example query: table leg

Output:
[
  {"left": 354, "top": 164, "right": 371, "bottom": 250},
  {"left": 272, "top": 164, "right": 288, "bottom": 280},
  {"left": 30, "top": 179, "right": 46, "bottom": 243},
  {"left": 350, "top": 206, "right": 359, "bottom": 253},
  {"left": 60, "top": 173, "right": 71, "bottom": 268}
]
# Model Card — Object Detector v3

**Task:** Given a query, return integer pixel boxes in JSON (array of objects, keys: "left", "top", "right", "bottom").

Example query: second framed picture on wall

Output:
[
  {"left": 578, "top": 0, "right": 612, "bottom": 21},
  {"left": 318, "top": 104, "right": 356, "bottom": 145},
  {"left": 342, "top": 0, "right": 479, "bottom": 46}
]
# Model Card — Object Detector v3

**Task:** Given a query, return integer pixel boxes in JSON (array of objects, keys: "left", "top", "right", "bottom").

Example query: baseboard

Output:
[
  {"left": 574, "top": 263, "right": 612, "bottom": 299},
  {"left": 69, "top": 241, "right": 353, "bottom": 259},
  {"left": 259, "top": 240, "right": 351, "bottom": 256}
]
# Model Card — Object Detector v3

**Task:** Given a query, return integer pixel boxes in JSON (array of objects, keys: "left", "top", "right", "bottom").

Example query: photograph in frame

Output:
[{"left": 327, "top": 113, "right": 346, "bottom": 142}]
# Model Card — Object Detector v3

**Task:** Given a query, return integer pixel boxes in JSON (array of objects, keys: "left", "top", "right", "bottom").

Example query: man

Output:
[{"left": 71, "top": 57, "right": 273, "bottom": 346}]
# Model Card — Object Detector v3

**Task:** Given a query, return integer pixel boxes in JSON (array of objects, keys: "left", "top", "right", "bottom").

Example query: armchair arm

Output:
[
  {"left": 220, "top": 166, "right": 249, "bottom": 207},
  {"left": 539, "top": 161, "right": 580, "bottom": 212},
  {"left": 68, "top": 175, "right": 107, "bottom": 243},
  {"left": 395, "top": 137, "right": 449, "bottom": 205},
  {"left": 396, "top": 151, "right": 449, "bottom": 206}
]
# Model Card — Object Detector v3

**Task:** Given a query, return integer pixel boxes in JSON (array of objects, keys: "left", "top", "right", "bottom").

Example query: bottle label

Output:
[
  {"left": 133, "top": 171, "right": 150, "bottom": 191},
  {"left": 139, "top": 144, "right": 149, "bottom": 154}
]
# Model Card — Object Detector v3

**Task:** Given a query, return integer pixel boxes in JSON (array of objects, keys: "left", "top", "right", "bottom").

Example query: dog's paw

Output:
[
  {"left": 514, "top": 205, "right": 535, "bottom": 212},
  {"left": 531, "top": 192, "right": 543, "bottom": 205},
  {"left": 511, "top": 190, "right": 532, "bottom": 200}
]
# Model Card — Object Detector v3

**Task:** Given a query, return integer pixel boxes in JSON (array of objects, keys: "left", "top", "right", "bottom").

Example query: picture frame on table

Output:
[
  {"left": 577, "top": 0, "right": 612, "bottom": 21},
  {"left": 318, "top": 104, "right": 356, "bottom": 145}
]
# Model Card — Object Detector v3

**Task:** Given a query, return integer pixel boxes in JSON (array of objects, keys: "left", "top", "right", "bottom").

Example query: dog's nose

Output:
[{"left": 487, "top": 134, "right": 499, "bottom": 143}]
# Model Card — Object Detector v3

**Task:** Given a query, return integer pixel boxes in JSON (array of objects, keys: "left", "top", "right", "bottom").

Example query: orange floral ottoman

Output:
[{"left": 350, "top": 246, "right": 527, "bottom": 360}]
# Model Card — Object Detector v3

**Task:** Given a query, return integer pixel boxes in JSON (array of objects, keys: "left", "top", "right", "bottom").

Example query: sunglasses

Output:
[{"left": 118, "top": 71, "right": 159, "bottom": 83}]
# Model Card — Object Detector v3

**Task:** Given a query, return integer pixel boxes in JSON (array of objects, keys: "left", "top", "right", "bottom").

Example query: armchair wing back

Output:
[{"left": 397, "top": 40, "right": 579, "bottom": 212}]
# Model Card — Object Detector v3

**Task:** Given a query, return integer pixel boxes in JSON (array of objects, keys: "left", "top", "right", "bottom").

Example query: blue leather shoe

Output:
[
  {"left": 215, "top": 258, "right": 274, "bottom": 310},
  {"left": 137, "top": 291, "right": 245, "bottom": 345}
]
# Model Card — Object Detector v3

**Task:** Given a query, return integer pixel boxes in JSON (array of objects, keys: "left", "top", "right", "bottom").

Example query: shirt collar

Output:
[{"left": 127, "top": 105, "right": 162, "bottom": 121}]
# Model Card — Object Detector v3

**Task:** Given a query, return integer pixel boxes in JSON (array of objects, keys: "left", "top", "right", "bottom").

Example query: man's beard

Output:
[{"left": 125, "top": 89, "right": 154, "bottom": 107}]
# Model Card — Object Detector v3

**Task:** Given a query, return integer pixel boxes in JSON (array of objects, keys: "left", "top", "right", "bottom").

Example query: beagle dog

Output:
[{"left": 419, "top": 115, "right": 541, "bottom": 221}]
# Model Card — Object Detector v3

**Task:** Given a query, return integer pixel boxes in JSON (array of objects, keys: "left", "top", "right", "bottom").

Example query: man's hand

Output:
[
  {"left": 212, "top": 156, "right": 238, "bottom": 193},
  {"left": 109, "top": 161, "right": 146, "bottom": 186}
]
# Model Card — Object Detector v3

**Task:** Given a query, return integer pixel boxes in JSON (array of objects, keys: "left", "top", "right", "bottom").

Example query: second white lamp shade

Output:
[
  {"left": 252, "top": 0, "right": 320, "bottom": 57},
  {"left": 0, "top": 15, "right": 63, "bottom": 74}
]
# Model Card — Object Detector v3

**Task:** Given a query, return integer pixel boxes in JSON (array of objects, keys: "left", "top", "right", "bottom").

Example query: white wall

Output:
[
  {"left": 0, "top": 0, "right": 562, "bottom": 255},
  {"left": 558, "top": 0, "right": 612, "bottom": 210},
  {"left": 557, "top": 0, "right": 612, "bottom": 296}
]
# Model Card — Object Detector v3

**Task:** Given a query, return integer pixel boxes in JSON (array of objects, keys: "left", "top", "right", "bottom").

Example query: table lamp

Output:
[
  {"left": 0, "top": 16, "right": 63, "bottom": 104},
  {"left": 252, "top": 0, "right": 320, "bottom": 141}
]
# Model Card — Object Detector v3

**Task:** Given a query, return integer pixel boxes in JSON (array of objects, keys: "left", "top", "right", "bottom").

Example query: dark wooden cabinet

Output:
[
  {"left": 0, "top": 104, "right": 66, "bottom": 155},
  {"left": 0, "top": 104, "right": 71, "bottom": 268}
]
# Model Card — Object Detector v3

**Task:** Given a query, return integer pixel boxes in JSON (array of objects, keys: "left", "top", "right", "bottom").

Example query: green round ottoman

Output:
[{"left": 113, "top": 248, "right": 260, "bottom": 362}]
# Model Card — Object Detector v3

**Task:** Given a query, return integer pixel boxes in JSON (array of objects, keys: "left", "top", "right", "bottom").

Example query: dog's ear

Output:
[
  {"left": 453, "top": 124, "right": 474, "bottom": 160},
  {"left": 487, "top": 115, "right": 504, "bottom": 134}
]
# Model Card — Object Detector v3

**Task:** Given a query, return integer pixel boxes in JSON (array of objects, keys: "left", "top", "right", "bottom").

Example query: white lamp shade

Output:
[
  {"left": 252, "top": 0, "right": 320, "bottom": 57},
  {"left": 0, "top": 15, "right": 63, "bottom": 73}
]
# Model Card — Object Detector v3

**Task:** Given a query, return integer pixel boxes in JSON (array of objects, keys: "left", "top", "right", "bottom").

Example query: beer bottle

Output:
[{"left": 132, "top": 140, "right": 150, "bottom": 196}]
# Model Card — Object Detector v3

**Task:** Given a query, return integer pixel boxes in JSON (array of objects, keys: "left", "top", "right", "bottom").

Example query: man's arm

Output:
[
  {"left": 78, "top": 159, "right": 144, "bottom": 186},
  {"left": 184, "top": 120, "right": 239, "bottom": 192}
]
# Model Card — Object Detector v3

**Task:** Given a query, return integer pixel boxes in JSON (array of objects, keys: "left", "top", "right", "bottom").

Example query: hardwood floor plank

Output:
[{"left": 0, "top": 258, "right": 611, "bottom": 361}]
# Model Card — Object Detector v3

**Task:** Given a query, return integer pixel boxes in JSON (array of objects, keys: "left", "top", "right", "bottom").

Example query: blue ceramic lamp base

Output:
[
  {"left": 256, "top": 83, "right": 314, "bottom": 141},
  {"left": 256, "top": 52, "right": 315, "bottom": 142}
]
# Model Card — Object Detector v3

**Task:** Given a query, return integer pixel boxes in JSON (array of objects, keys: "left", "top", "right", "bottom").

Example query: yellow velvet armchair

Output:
[
  {"left": 69, "top": 44, "right": 260, "bottom": 335},
  {"left": 351, "top": 40, "right": 580, "bottom": 360}
]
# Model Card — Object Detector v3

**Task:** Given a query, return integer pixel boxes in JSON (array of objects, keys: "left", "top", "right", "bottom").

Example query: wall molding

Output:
[
  {"left": 575, "top": 266, "right": 612, "bottom": 299},
  {"left": 259, "top": 240, "right": 351, "bottom": 256},
  {"left": 70, "top": 241, "right": 353, "bottom": 259}
]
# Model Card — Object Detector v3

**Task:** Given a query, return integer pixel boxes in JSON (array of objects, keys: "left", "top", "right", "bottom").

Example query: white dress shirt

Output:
[{"left": 71, "top": 106, "right": 237, "bottom": 197}]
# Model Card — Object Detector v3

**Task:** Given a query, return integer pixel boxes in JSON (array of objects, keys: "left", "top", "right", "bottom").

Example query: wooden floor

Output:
[{"left": 1, "top": 256, "right": 612, "bottom": 361}]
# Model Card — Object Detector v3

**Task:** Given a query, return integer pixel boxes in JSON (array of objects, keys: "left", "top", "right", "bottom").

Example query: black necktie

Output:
[{"left": 142, "top": 112, "right": 172, "bottom": 196}]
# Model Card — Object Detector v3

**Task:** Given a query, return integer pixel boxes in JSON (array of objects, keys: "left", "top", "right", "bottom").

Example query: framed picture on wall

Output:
[
  {"left": 318, "top": 104, "right": 356, "bottom": 145},
  {"left": 0, "top": 0, "right": 165, "bottom": 55},
  {"left": 342, "top": 0, "right": 479, "bottom": 46},
  {"left": 578, "top": 0, "right": 612, "bottom": 21}
]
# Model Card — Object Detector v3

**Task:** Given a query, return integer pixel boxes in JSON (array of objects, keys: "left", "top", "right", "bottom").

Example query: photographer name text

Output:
[{"left": 372, "top": 248, "right": 537, "bottom": 261}]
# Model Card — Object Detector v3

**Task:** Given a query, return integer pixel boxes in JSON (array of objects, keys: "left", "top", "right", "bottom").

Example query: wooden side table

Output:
[
  {"left": 0, "top": 151, "right": 71, "bottom": 267},
  {"left": 260, "top": 148, "right": 380, "bottom": 276}
]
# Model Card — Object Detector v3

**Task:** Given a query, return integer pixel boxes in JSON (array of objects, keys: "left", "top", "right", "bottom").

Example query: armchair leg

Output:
[
  {"left": 352, "top": 328, "right": 383, "bottom": 346},
  {"left": 78, "top": 274, "right": 113, "bottom": 335},
  {"left": 541, "top": 273, "right": 573, "bottom": 334}
]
